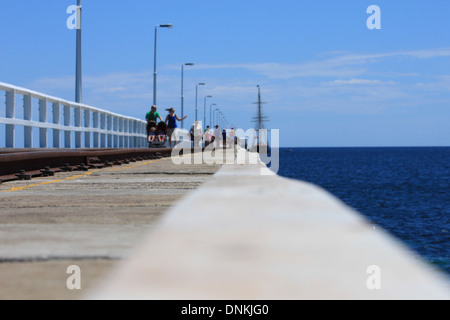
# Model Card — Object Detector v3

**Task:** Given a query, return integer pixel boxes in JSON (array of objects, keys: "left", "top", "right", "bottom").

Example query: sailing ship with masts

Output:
[{"left": 251, "top": 85, "right": 270, "bottom": 153}]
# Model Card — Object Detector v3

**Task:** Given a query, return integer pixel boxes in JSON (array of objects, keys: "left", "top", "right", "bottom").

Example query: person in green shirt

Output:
[
  {"left": 146, "top": 105, "right": 163, "bottom": 138},
  {"left": 146, "top": 105, "right": 163, "bottom": 123}
]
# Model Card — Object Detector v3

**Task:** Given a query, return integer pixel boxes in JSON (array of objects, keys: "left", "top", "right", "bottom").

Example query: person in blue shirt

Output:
[
  {"left": 165, "top": 108, "right": 187, "bottom": 148},
  {"left": 222, "top": 129, "right": 227, "bottom": 147}
]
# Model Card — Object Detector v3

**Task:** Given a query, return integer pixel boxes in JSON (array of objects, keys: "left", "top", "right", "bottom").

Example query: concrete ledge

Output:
[{"left": 87, "top": 149, "right": 450, "bottom": 300}]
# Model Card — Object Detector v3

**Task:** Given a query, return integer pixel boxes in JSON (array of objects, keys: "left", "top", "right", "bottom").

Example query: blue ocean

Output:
[{"left": 277, "top": 147, "right": 450, "bottom": 276}]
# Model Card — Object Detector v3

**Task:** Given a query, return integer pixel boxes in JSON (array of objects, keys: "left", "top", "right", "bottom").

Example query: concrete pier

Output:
[
  {"left": 87, "top": 148, "right": 449, "bottom": 300},
  {"left": 0, "top": 154, "right": 221, "bottom": 299},
  {"left": 0, "top": 148, "right": 449, "bottom": 300}
]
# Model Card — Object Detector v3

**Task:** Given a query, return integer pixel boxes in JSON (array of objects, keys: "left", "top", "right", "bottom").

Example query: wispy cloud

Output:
[
  {"left": 187, "top": 47, "right": 450, "bottom": 80},
  {"left": 322, "top": 78, "right": 386, "bottom": 86},
  {"left": 25, "top": 47, "right": 450, "bottom": 121},
  {"left": 189, "top": 61, "right": 366, "bottom": 79},
  {"left": 414, "top": 75, "right": 450, "bottom": 92}
]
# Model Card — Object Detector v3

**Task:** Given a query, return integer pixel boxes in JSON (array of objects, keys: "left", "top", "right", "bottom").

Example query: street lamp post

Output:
[
  {"left": 75, "top": 0, "right": 82, "bottom": 103},
  {"left": 153, "top": 24, "right": 173, "bottom": 106},
  {"left": 181, "top": 62, "right": 194, "bottom": 129},
  {"left": 215, "top": 108, "right": 219, "bottom": 127},
  {"left": 195, "top": 83, "right": 205, "bottom": 122},
  {"left": 210, "top": 103, "right": 217, "bottom": 128},
  {"left": 204, "top": 95, "right": 212, "bottom": 129},
  {"left": 219, "top": 111, "right": 224, "bottom": 128}
]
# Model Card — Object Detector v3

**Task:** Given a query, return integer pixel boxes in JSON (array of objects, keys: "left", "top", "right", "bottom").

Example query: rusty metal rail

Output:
[{"left": 0, "top": 148, "right": 173, "bottom": 183}]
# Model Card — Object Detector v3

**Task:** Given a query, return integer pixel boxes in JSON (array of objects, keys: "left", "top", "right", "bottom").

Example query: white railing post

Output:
[
  {"left": 74, "top": 105, "right": 81, "bottom": 148},
  {"left": 52, "top": 102, "right": 60, "bottom": 148},
  {"left": 122, "top": 119, "right": 127, "bottom": 148},
  {"left": 139, "top": 121, "right": 143, "bottom": 147},
  {"left": 136, "top": 121, "right": 141, "bottom": 148},
  {"left": 135, "top": 121, "right": 139, "bottom": 148},
  {"left": 113, "top": 116, "right": 118, "bottom": 148},
  {"left": 107, "top": 114, "right": 112, "bottom": 148},
  {"left": 120, "top": 119, "right": 127, "bottom": 148},
  {"left": 139, "top": 121, "right": 142, "bottom": 147},
  {"left": 105, "top": 114, "right": 111, "bottom": 148},
  {"left": 130, "top": 120, "right": 135, "bottom": 148},
  {"left": 5, "top": 90, "right": 15, "bottom": 148},
  {"left": 84, "top": 108, "right": 91, "bottom": 148},
  {"left": 128, "top": 119, "right": 132, "bottom": 148},
  {"left": 118, "top": 118, "right": 123, "bottom": 148},
  {"left": 128, "top": 120, "right": 134, "bottom": 148},
  {"left": 64, "top": 104, "right": 71, "bottom": 148},
  {"left": 39, "top": 98, "right": 48, "bottom": 148},
  {"left": 93, "top": 111, "right": 99, "bottom": 148},
  {"left": 118, "top": 117, "right": 122, "bottom": 148},
  {"left": 101, "top": 113, "right": 106, "bottom": 148},
  {"left": 129, "top": 120, "right": 133, "bottom": 148},
  {"left": 23, "top": 94, "right": 33, "bottom": 148},
  {"left": 141, "top": 122, "right": 146, "bottom": 147}
]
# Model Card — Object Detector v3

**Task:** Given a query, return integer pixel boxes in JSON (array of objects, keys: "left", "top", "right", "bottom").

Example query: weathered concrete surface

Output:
[
  {"left": 0, "top": 155, "right": 221, "bottom": 299},
  {"left": 88, "top": 149, "right": 450, "bottom": 300}
]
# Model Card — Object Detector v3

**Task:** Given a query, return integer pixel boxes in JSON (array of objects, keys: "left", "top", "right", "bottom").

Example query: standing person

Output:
[
  {"left": 165, "top": 108, "right": 187, "bottom": 148},
  {"left": 204, "top": 126, "right": 212, "bottom": 147},
  {"left": 229, "top": 127, "right": 236, "bottom": 148},
  {"left": 145, "top": 105, "right": 163, "bottom": 138},
  {"left": 190, "top": 121, "right": 203, "bottom": 148},
  {"left": 222, "top": 129, "right": 227, "bottom": 148},
  {"left": 213, "top": 125, "right": 222, "bottom": 149},
  {"left": 146, "top": 105, "right": 163, "bottom": 123}
]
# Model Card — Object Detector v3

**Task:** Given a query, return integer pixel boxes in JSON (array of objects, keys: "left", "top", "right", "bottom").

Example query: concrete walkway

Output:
[
  {"left": 88, "top": 149, "right": 450, "bottom": 300},
  {"left": 0, "top": 154, "right": 221, "bottom": 299},
  {"left": 1, "top": 148, "right": 448, "bottom": 300}
]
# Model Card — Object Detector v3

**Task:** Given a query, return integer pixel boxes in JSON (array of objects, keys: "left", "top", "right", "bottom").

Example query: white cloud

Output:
[
  {"left": 190, "top": 61, "right": 366, "bottom": 79},
  {"left": 414, "top": 75, "right": 450, "bottom": 92},
  {"left": 93, "top": 86, "right": 127, "bottom": 94},
  {"left": 186, "top": 47, "right": 450, "bottom": 80},
  {"left": 322, "top": 78, "right": 385, "bottom": 86},
  {"left": 24, "top": 47, "right": 450, "bottom": 122},
  {"left": 30, "top": 76, "right": 74, "bottom": 91}
]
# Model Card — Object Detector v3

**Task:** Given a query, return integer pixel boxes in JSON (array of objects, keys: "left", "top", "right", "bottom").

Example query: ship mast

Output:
[{"left": 252, "top": 85, "right": 269, "bottom": 147}]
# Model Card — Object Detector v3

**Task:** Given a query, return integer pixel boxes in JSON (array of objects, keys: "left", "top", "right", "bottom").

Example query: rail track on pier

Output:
[{"left": 0, "top": 148, "right": 173, "bottom": 184}]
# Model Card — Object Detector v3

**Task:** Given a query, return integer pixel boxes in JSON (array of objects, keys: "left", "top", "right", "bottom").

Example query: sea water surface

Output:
[{"left": 277, "top": 147, "right": 450, "bottom": 276}]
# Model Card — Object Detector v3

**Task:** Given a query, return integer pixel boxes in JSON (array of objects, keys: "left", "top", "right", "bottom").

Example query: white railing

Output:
[{"left": 0, "top": 82, "right": 147, "bottom": 149}]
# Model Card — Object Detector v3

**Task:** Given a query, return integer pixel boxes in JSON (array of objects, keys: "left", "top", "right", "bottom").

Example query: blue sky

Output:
[{"left": 1, "top": 0, "right": 450, "bottom": 147}]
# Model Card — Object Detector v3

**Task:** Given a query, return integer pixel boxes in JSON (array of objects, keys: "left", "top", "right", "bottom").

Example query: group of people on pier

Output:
[{"left": 145, "top": 105, "right": 237, "bottom": 148}]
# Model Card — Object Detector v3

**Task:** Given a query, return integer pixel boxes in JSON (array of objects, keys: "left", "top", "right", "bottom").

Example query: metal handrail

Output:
[{"left": 0, "top": 82, "right": 147, "bottom": 148}]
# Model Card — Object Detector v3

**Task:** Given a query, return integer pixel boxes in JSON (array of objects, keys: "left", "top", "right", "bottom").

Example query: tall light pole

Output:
[
  {"left": 210, "top": 103, "right": 217, "bottom": 128},
  {"left": 195, "top": 83, "right": 205, "bottom": 122},
  {"left": 75, "top": 0, "right": 82, "bottom": 103},
  {"left": 181, "top": 62, "right": 194, "bottom": 129},
  {"left": 203, "top": 95, "right": 212, "bottom": 128},
  {"left": 153, "top": 24, "right": 173, "bottom": 106},
  {"left": 215, "top": 108, "right": 219, "bottom": 127},
  {"left": 219, "top": 111, "right": 224, "bottom": 128}
]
